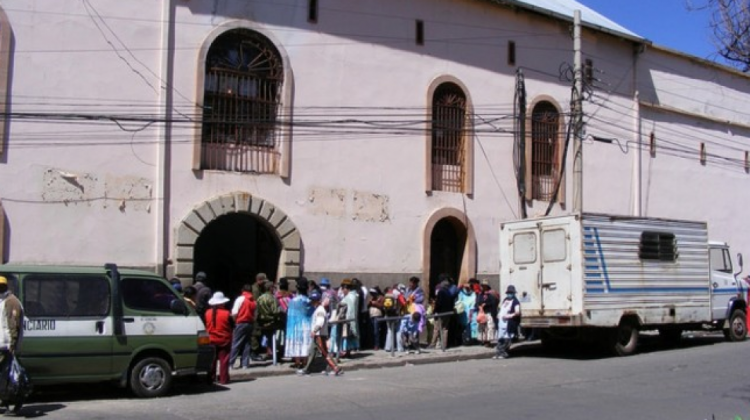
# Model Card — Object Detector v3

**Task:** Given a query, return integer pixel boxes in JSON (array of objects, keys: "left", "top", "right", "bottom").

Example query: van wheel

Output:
[
  {"left": 611, "top": 321, "right": 639, "bottom": 356},
  {"left": 723, "top": 309, "right": 747, "bottom": 342},
  {"left": 130, "top": 357, "right": 173, "bottom": 398}
]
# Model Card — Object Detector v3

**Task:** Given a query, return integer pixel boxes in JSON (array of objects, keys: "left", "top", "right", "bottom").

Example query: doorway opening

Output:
[
  {"left": 193, "top": 213, "right": 281, "bottom": 300},
  {"left": 428, "top": 216, "right": 467, "bottom": 296}
]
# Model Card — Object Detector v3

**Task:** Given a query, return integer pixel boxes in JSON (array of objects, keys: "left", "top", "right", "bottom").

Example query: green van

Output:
[{"left": 0, "top": 263, "right": 213, "bottom": 398}]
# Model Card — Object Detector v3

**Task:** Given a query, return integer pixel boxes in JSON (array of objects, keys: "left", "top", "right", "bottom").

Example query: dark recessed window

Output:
[
  {"left": 584, "top": 58, "right": 594, "bottom": 85},
  {"left": 507, "top": 41, "right": 516, "bottom": 66},
  {"left": 416, "top": 20, "right": 424, "bottom": 46},
  {"left": 308, "top": 0, "right": 318, "bottom": 23},
  {"left": 650, "top": 131, "right": 656, "bottom": 157},
  {"left": 639, "top": 231, "right": 678, "bottom": 262}
]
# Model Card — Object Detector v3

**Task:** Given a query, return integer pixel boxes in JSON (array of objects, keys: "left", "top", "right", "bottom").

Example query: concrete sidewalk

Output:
[{"left": 228, "top": 344, "right": 511, "bottom": 380}]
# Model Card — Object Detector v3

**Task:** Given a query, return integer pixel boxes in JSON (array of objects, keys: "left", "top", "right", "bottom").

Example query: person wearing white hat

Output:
[{"left": 205, "top": 291, "right": 233, "bottom": 384}]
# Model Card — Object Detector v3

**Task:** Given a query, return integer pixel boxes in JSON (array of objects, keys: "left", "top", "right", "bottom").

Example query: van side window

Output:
[
  {"left": 23, "top": 274, "right": 111, "bottom": 317},
  {"left": 121, "top": 278, "right": 177, "bottom": 312}
]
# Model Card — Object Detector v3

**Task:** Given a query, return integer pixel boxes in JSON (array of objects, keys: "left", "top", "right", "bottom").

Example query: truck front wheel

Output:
[
  {"left": 611, "top": 321, "right": 639, "bottom": 356},
  {"left": 723, "top": 309, "right": 747, "bottom": 342},
  {"left": 130, "top": 357, "right": 173, "bottom": 398}
]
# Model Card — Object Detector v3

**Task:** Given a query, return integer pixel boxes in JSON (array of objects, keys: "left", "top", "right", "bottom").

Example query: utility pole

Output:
[{"left": 572, "top": 10, "right": 584, "bottom": 214}]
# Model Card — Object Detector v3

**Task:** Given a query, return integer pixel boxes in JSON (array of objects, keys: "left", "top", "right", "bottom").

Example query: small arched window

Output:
[
  {"left": 201, "top": 29, "right": 284, "bottom": 173},
  {"left": 431, "top": 82, "right": 468, "bottom": 193},
  {"left": 527, "top": 100, "right": 562, "bottom": 202}
]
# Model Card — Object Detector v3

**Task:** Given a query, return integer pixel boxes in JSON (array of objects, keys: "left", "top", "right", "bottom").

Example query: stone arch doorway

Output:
[
  {"left": 173, "top": 192, "right": 301, "bottom": 296},
  {"left": 194, "top": 213, "right": 280, "bottom": 299},
  {"left": 422, "top": 208, "right": 476, "bottom": 297}
]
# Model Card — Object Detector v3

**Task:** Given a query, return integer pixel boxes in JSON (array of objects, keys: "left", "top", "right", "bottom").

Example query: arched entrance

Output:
[
  {"left": 429, "top": 218, "right": 465, "bottom": 295},
  {"left": 422, "top": 208, "right": 476, "bottom": 297},
  {"left": 172, "top": 192, "right": 301, "bottom": 295},
  {"left": 194, "top": 213, "right": 280, "bottom": 298}
]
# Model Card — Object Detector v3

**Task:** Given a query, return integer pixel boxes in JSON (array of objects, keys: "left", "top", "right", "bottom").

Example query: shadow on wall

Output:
[
  {"left": 183, "top": 0, "right": 544, "bottom": 78},
  {"left": 0, "top": 18, "right": 13, "bottom": 166},
  {"left": 1, "top": 201, "right": 8, "bottom": 264}
]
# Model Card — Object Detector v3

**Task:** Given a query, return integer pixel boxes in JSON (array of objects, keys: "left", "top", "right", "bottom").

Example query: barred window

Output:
[
  {"left": 201, "top": 29, "right": 284, "bottom": 173},
  {"left": 530, "top": 101, "right": 560, "bottom": 201},
  {"left": 431, "top": 83, "right": 467, "bottom": 192}
]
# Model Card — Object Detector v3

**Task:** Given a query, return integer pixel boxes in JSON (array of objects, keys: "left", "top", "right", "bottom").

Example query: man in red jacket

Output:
[
  {"left": 229, "top": 284, "right": 256, "bottom": 369},
  {"left": 205, "top": 291, "right": 233, "bottom": 384}
]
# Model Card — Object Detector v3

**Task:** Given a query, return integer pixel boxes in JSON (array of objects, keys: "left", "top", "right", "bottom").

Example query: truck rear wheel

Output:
[
  {"left": 611, "top": 321, "right": 639, "bottom": 356},
  {"left": 723, "top": 309, "right": 747, "bottom": 342},
  {"left": 130, "top": 357, "right": 173, "bottom": 398}
]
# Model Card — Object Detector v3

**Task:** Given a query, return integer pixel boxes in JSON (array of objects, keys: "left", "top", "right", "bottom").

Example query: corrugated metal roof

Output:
[{"left": 489, "top": 0, "right": 646, "bottom": 44}]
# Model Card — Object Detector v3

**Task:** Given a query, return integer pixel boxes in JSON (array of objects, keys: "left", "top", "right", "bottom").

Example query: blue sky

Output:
[{"left": 577, "top": 0, "right": 717, "bottom": 61}]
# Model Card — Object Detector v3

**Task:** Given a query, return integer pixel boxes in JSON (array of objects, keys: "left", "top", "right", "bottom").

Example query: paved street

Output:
[{"left": 18, "top": 334, "right": 750, "bottom": 420}]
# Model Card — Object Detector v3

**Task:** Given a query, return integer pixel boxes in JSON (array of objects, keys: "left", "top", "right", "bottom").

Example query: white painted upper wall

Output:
[{"left": 1, "top": 0, "right": 749, "bottom": 277}]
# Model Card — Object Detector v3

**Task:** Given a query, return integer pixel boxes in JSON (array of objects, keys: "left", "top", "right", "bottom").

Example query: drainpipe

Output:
[
  {"left": 633, "top": 91, "right": 641, "bottom": 217},
  {"left": 632, "top": 44, "right": 643, "bottom": 217},
  {"left": 156, "top": 0, "right": 175, "bottom": 276}
]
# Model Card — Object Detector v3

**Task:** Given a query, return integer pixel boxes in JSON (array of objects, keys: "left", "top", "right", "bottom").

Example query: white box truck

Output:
[{"left": 499, "top": 213, "right": 747, "bottom": 356}]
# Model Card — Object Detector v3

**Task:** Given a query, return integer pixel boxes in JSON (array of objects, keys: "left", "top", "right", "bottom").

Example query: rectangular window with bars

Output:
[
  {"left": 202, "top": 68, "right": 281, "bottom": 173},
  {"left": 431, "top": 84, "right": 466, "bottom": 193},
  {"left": 529, "top": 102, "right": 560, "bottom": 201}
]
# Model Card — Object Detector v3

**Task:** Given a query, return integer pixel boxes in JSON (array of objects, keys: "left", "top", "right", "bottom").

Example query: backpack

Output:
[
  {"left": 257, "top": 294, "right": 279, "bottom": 329},
  {"left": 383, "top": 293, "right": 399, "bottom": 317}
]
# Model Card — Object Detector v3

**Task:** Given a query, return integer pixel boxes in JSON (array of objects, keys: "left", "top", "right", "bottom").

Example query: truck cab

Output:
[{"left": 708, "top": 242, "right": 746, "bottom": 340}]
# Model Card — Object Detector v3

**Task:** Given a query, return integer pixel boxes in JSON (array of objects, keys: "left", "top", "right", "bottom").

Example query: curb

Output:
[{"left": 228, "top": 348, "right": 499, "bottom": 380}]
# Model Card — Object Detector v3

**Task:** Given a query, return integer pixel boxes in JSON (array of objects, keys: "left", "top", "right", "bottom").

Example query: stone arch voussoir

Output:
[{"left": 172, "top": 192, "right": 301, "bottom": 281}]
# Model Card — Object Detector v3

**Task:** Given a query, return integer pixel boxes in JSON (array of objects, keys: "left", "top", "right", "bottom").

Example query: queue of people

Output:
[{"left": 176, "top": 272, "right": 522, "bottom": 383}]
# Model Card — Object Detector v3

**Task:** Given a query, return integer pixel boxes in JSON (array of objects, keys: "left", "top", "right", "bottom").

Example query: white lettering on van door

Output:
[{"left": 23, "top": 319, "right": 56, "bottom": 331}]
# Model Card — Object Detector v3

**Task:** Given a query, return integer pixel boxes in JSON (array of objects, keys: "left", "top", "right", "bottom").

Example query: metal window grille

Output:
[
  {"left": 531, "top": 102, "right": 559, "bottom": 201},
  {"left": 639, "top": 231, "right": 678, "bottom": 262},
  {"left": 431, "top": 83, "right": 466, "bottom": 192},
  {"left": 201, "top": 30, "right": 283, "bottom": 173}
]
